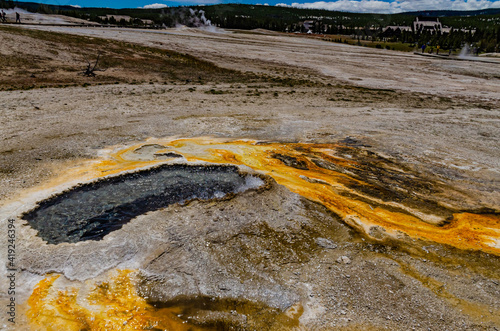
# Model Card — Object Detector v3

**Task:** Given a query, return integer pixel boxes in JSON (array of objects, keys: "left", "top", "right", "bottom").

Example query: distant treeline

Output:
[
  {"left": 2, "top": 2, "right": 499, "bottom": 52},
  {"left": 201, "top": 4, "right": 500, "bottom": 52},
  {"left": 381, "top": 27, "right": 500, "bottom": 52},
  {"left": 0, "top": 0, "right": 188, "bottom": 26}
]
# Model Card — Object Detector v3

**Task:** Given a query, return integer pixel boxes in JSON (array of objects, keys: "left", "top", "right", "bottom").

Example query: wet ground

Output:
[
  {"left": 22, "top": 164, "right": 263, "bottom": 244},
  {"left": 2, "top": 137, "right": 499, "bottom": 330},
  {"left": 0, "top": 22, "right": 499, "bottom": 330}
]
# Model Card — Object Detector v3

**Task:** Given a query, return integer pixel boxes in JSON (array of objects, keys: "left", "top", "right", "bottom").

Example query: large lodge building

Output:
[{"left": 383, "top": 16, "right": 457, "bottom": 35}]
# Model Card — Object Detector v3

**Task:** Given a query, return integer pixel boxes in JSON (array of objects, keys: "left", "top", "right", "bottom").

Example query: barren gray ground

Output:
[{"left": 0, "top": 23, "right": 499, "bottom": 330}]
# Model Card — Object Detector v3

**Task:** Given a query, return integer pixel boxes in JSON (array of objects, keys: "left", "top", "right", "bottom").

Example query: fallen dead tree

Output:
[{"left": 81, "top": 53, "right": 105, "bottom": 77}]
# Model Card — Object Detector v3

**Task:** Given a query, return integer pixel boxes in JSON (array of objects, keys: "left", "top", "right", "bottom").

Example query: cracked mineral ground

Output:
[{"left": 0, "top": 21, "right": 499, "bottom": 331}]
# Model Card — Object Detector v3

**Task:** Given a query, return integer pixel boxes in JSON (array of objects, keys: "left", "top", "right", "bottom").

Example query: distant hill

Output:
[
  {"left": 2, "top": 1, "right": 499, "bottom": 31},
  {"left": 3, "top": 1, "right": 498, "bottom": 52},
  {"left": 4, "top": 1, "right": 500, "bottom": 21},
  {"left": 402, "top": 8, "right": 500, "bottom": 17},
  {"left": 192, "top": 4, "right": 500, "bottom": 31}
]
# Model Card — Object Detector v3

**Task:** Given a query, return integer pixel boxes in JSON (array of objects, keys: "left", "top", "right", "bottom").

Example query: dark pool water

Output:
[{"left": 23, "top": 164, "right": 262, "bottom": 244}]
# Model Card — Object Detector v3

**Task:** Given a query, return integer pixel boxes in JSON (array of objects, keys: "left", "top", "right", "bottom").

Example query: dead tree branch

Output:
[{"left": 81, "top": 53, "right": 106, "bottom": 77}]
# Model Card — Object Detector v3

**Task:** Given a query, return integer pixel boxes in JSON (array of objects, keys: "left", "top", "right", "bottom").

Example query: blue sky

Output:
[{"left": 34, "top": 0, "right": 500, "bottom": 13}]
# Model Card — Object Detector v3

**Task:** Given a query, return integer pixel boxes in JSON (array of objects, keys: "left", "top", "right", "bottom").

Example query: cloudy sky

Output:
[{"left": 39, "top": 0, "right": 500, "bottom": 13}]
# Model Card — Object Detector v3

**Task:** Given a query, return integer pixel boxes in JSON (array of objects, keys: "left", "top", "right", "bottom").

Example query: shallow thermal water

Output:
[
  {"left": 6, "top": 137, "right": 499, "bottom": 331},
  {"left": 22, "top": 164, "right": 263, "bottom": 244}
]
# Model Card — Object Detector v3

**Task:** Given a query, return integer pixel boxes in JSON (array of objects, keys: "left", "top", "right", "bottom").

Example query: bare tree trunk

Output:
[{"left": 82, "top": 53, "right": 105, "bottom": 77}]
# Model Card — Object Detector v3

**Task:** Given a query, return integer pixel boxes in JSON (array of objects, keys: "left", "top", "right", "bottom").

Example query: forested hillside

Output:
[{"left": 2, "top": 1, "right": 499, "bottom": 52}]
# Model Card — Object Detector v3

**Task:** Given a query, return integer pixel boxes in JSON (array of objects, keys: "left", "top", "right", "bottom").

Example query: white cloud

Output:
[
  {"left": 140, "top": 3, "right": 169, "bottom": 9},
  {"left": 70, "top": 4, "right": 81, "bottom": 8},
  {"left": 276, "top": 0, "right": 500, "bottom": 13}
]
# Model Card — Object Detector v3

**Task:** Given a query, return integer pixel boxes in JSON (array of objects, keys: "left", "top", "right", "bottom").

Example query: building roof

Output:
[
  {"left": 98, "top": 15, "right": 133, "bottom": 22},
  {"left": 416, "top": 16, "right": 440, "bottom": 22},
  {"left": 383, "top": 25, "right": 412, "bottom": 32}
]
